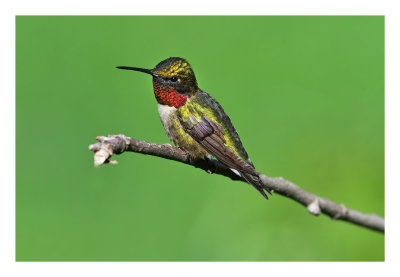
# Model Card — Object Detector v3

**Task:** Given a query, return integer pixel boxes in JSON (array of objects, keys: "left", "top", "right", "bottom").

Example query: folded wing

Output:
[{"left": 181, "top": 115, "right": 271, "bottom": 199}]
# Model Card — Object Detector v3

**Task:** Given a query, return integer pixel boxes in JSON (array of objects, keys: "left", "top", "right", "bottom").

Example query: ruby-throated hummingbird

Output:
[{"left": 117, "top": 57, "right": 271, "bottom": 199}]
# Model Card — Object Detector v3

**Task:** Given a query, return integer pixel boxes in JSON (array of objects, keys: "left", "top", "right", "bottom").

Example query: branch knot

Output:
[
  {"left": 307, "top": 198, "right": 321, "bottom": 216},
  {"left": 332, "top": 204, "right": 348, "bottom": 220}
]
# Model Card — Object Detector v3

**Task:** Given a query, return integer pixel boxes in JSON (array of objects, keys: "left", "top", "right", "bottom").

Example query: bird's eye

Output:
[{"left": 170, "top": 76, "right": 178, "bottom": 82}]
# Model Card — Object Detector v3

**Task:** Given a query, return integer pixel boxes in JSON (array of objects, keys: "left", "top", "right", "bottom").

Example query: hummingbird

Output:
[{"left": 117, "top": 57, "right": 271, "bottom": 199}]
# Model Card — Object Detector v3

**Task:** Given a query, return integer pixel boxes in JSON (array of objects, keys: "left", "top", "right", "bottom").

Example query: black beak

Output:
[{"left": 116, "top": 66, "right": 155, "bottom": 76}]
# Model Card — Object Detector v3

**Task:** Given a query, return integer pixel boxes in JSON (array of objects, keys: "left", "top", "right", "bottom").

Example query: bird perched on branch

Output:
[{"left": 117, "top": 57, "right": 271, "bottom": 199}]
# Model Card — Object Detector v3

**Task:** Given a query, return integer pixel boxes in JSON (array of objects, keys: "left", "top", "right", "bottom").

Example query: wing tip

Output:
[{"left": 242, "top": 173, "right": 272, "bottom": 200}]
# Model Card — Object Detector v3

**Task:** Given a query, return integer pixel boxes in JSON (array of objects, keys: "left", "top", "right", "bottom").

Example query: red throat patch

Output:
[{"left": 152, "top": 81, "right": 187, "bottom": 108}]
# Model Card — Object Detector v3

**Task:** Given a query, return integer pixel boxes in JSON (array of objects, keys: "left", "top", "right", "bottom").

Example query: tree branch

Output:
[{"left": 88, "top": 134, "right": 384, "bottom": 233}]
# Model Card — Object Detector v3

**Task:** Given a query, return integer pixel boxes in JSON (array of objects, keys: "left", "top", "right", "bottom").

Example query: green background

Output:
[{"left": 16, "top": 16, "right": 384, "bottom": 261}]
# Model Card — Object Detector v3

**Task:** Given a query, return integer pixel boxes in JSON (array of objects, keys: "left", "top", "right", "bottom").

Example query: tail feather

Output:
[{"left": 241, "top": 172, "right": 272, "bottom": 200}]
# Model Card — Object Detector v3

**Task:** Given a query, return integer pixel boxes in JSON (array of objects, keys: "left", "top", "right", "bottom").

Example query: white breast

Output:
[
  {"left": 157, "top": 104, "right": 179, "bottom": 144},
  {"left": 157, "top": 104, "right": 177, "bottom": 128}
]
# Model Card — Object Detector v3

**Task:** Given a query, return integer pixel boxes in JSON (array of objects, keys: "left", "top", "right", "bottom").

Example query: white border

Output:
[{"left": 2, "top": 0, "right": 399, "bottom": 276}]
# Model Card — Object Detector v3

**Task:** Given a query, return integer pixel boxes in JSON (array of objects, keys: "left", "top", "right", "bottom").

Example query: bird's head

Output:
[{"left": 117, "top": 57, "right": 198, "bottom": 108}]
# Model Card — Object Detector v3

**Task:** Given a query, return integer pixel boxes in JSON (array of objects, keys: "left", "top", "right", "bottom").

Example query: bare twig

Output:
[{"left": 89, "top": 134, "right": 384, "bottom": 233}]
